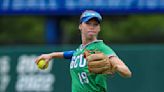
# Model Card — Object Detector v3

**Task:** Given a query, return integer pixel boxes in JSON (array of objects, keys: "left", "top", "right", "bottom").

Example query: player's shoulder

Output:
[
  {"left": 85, "top": 40, "right": 112, "bottom": 51},
  {"left": 96, "top": 40, "right": 114, "bottom": 51},
  {"left": 90, "top": 40, "right": 104, "bottom": 46},
  {"left": 96, "top": 40, "right": 117, "bottom": 56},
  {"left": 94, "top": 40, "right": 110, "bottom": 48}
]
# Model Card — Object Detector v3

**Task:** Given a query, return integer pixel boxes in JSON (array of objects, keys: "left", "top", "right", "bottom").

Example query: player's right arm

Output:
[
  {"left": 35, "top": 50, "right": 75, "bottom": 64},
  {"left": 109, "top": 56, "right": 132, "bottom": 78}
]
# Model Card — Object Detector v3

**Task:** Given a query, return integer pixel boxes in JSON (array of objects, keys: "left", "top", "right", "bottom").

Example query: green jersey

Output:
[{"left": 70, "top": 40, "right": 116, "bottom": 92}]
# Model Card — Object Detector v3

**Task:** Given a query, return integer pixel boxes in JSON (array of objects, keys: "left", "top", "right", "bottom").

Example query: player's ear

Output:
[
  {"left": 79, "top": 24, "right": 81, "bottom": 30},
  {"left": 97, "top": 25, "right": 101, "bottom": 32}
]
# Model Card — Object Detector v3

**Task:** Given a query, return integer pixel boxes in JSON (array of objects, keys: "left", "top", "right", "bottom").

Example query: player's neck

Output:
[{"left": 82, "top": 37, "right": 97, "bottom": 46}]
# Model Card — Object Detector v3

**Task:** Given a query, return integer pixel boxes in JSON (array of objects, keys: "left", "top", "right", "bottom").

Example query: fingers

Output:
[
  {"left": 35, "top": 54, "right": 51, "bottom": 64},
  {"left": 35, "top": 56, "right": 42, "bottom": 64},
  {"left": 45, "top": 59, "right": 50, "bottom": 66},
  {"left": 102, "top": 70, "right": 114, "bottom": 74},
  {"left": 88, "top": 58, "right": 113, "bottom": 74},
  {"left": 88, "top": 64, "right": 113, "bottom": 74},
  {"left": 86, "top": 53, "right": 107, "bottom": 61},
  {"left": 84, "top": 50, "right": 91, "bottom": 58},
  {"left": 88, "top": 58, "right": 109, "bottom": 68},
  {"left": 89, "top": 66, "right": 109, "bottom": 74},
  {"left": 84, "top": 50, "right": 102, "bottom": 58},
  {"left": 92, "top": 50, "right": 102, "bottom": 54},
  {"left": 43, "top": 60, "right": 49, "bottom": 69}
]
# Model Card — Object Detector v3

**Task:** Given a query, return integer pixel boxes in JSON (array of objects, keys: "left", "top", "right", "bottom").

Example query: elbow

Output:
[
  {"left": 117, "top": 67, "right": 132, "bottom": 78},
  {"left": 122, "top": 69, "right": 132, "bottom": 78},
  {"left": 114, "top": 65, "right": 132, "bottom": 78},
  {"left": 125, "top": 70, "right": 132, "bottom": 78}
]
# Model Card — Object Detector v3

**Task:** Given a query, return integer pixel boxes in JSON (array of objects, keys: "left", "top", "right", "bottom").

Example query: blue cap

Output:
[{"left": 80, "top": 10, "right": 102, "bottom": 23}]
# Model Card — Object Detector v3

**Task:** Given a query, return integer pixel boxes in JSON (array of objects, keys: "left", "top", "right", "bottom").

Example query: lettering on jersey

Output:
[{"left": 70, "top": 54, "right": 86, "bottom": 69}]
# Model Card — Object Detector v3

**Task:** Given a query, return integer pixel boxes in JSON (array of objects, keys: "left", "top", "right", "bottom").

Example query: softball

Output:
[{"left": 37, "top": 59, "right": 48, "bottom": 70}]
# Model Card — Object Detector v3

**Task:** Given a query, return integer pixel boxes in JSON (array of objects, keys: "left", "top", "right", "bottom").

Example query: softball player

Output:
[{"left": 35, "top": 10, "right": 132, "bottom": 92}]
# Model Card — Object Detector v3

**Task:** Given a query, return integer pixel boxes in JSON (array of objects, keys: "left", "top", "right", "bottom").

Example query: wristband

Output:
[{"left": 63, "top": 50, "right": 75, "bottom": 59}]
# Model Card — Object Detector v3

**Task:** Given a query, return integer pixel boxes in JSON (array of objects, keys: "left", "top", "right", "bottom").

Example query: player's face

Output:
[{"left": 79, "top": 18, "right": 100, "bottom": 39}]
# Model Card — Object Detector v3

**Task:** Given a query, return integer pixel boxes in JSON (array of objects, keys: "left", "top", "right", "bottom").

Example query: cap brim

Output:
[{"left": 81, "top": 16, "right": 101, "bottom": 23}]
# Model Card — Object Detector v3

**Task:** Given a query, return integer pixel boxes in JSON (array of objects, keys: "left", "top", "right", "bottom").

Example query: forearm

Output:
[
  {"left": 114, "top": 65, "right": 132, "bottom": 78},
  {"left": 110, "top": 57, "right": 132, "bottom": 78},
  {"left": 49, "top": 50, "right": 74, "bottom": 59},
  {"left": 49, "top": 52, "right": 64, "bottom": 58}
]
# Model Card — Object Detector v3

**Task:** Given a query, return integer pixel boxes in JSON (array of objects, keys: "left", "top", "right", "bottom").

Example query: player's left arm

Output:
[
  {"left": 35, "top": 50, "right": 75, "bottom": 64},
  {"left": 109, "top": 56, "right": 132, "bottom": 78}
]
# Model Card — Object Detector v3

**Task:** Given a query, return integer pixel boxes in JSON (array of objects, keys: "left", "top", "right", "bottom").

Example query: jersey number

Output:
[{"left": 78, "top": 72, "right": 89, "bottom": 84}]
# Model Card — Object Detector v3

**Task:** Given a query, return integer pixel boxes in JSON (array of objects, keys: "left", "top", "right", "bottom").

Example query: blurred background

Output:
[{"left": 0, "top": 0, "right": 164, "bottom": 92}]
